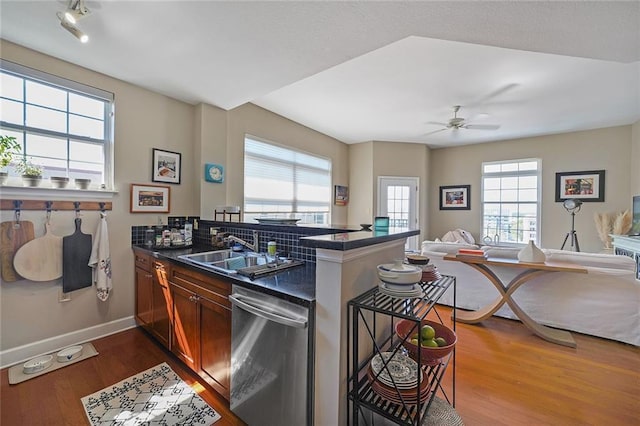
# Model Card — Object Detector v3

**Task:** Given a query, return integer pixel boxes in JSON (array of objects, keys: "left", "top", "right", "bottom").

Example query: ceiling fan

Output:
[{"left": 425, "top": 105, "right": 501, "bottom": 136}]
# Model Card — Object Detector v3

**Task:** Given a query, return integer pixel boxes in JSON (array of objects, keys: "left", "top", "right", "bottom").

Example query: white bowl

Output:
[
  {"left": 56, "top": 345, "right": 83, "bottom": 363},
  {"left": 377, "top": 261, "right": 422, "bottom": 285},
  {"left": 23, "top": 354, "right": 53, "bottom": 374}
]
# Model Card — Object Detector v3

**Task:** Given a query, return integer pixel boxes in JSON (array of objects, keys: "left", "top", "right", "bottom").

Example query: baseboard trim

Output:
[{"left": 0, "top": 316, "right": 137, "bottom": 369}]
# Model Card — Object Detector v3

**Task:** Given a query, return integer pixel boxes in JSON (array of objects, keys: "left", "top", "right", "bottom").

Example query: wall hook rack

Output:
[{"left": 0, "top": 199, "right": 113, "bottom": 212}]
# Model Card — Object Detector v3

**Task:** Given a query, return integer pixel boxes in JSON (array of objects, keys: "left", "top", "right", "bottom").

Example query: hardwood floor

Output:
[
  {"left": 428, "top": 306, "right": 640, "bottom": 426},
  {"left": 0, "top": 327, "right": 245, "bottom": 426},
  {"left": 1, "top": 312, "right": 638, "bottom": 426}
]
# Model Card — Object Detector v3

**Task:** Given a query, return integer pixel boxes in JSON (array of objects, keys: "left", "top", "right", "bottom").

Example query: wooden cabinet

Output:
[
  {"left": 170, "top": 265, "right": 232, "bottom": 401},
  {"left": 134, "top": 251, "right": 153, "bottom": 327},
  {"left": 150, "top": 260, "right": 171, "bottom": 348},
  {"left": 133, "top": 249, "right": 171, "bottom": 349}
]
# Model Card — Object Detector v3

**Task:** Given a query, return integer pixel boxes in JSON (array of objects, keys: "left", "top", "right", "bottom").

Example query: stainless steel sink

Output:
[
  {"left": 178, "top": 250, "right": 267, "bottom": 274},
  {"left": 178, "top": 249, "right": 303, "bottom": 277}
]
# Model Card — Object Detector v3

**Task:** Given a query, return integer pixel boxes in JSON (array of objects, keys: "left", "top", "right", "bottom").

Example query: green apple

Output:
[
  {"left": 435, "top": 337, "right": 448, "bottom": 347},
  {"left": 420, "top": 325, "right": 436, "bottom": 340}
]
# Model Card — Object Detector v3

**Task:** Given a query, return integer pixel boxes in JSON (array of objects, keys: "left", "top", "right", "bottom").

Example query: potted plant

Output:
[
  {"left": 16, "top": 157, "right": 44, "bottom": 187},
  {"left": 0, "top": 135, "right": 20, "bottom": 185}
]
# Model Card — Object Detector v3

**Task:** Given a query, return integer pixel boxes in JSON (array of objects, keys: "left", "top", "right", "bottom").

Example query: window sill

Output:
[{"left": 0, "top": 184, "right": 117, "bottom": 200}]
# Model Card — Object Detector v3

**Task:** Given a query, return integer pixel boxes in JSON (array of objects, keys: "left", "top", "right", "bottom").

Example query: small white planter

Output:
[
  {"left": 518, "top": 240, "right": 546, "bottom": 263},
  {"left": 21, "top": 175, "right": 42, "bottom": 187}
]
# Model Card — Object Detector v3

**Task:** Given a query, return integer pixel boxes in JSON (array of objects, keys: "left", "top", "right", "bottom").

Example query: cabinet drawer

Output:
[
  {"left": 171, "top": 265, "right": 231, "bottom": 308},
  {"left": 134, "top": 250, "right": 152, "bottom": 272}
]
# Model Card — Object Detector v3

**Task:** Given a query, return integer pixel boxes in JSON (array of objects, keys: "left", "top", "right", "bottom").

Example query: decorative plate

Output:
[{"left": 370, "top": 352, "right": 419, "bottom": 386}]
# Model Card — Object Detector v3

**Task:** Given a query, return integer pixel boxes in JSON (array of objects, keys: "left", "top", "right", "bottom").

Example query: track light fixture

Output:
[{"left": 57, "top": 0, "right": 91, "bottom": 43}]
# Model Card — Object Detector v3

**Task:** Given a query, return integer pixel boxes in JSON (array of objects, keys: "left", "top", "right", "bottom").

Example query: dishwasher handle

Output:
[{"left": 229, "top": 293, "right": 308, "bottom": 329}]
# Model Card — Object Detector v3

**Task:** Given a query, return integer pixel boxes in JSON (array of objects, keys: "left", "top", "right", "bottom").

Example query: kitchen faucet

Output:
[{"left": 226, "top": 230, "right": 260, "bottom": 252}]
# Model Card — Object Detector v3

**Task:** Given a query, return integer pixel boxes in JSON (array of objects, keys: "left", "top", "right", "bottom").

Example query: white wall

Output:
[{"left": 429, "top": 126, "right": 634, "bottom": 253}]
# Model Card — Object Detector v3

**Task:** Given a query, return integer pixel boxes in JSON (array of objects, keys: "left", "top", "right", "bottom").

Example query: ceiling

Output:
[{"left": 1, "top": 1, "right": 639, "bottom": 148}]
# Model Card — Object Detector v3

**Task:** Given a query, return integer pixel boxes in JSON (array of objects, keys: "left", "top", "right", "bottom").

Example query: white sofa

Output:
[{"left": 421, "top": 241, "right": 640, "bottom": 346}]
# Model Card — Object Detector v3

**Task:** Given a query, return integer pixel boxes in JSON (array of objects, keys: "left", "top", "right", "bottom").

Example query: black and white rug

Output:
[{"left": 81, "top": 362, "right": 221, "bottom": 425}]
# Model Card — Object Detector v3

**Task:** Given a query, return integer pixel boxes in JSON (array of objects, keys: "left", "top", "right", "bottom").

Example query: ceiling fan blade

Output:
[
  {"left": 425, "top": 121, "right": 448, "bottom": 127},
  {"left": 424, "top": 128, "right": 447, "bottom": 136},
  {"left": 464, "top": 124, "right": 500, "bottom": 130}
]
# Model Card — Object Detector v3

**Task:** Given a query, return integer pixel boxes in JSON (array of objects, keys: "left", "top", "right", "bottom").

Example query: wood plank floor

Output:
[
  {"left": 1, "top": 309, "right": 639, "bottom": 425},
  {"left": 0, "top": 327, "right": 245, "bottom": 426}
]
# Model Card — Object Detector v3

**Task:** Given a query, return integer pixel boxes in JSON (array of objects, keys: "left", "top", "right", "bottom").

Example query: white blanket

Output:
[{"left": 89, "top": 213, "right": 111, "bottom": 301}]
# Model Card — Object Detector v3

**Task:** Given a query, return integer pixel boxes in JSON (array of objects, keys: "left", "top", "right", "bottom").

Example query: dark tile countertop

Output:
[
  {"left": 133, "top": 244, "right": 316, "bottom": 307},
  {"left": 300, "top": 227, "right": 420, "bottom": 250}
]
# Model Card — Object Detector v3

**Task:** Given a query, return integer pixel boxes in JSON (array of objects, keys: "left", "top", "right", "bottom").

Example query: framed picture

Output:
[
  {"left": 440, "top": 185, "right": 471, "bottom": 210},
  {"left": 152, "top": 148, "right": 181, "bottom": 184},
  {"left": 555, "top": 170, "right": 605, "bottom": 202},
  {"left": 130, "top": 183, "right": 171, "bottom": 213},
  {"left": 334, "top": 185, "right": 349, "bottom": 206}
]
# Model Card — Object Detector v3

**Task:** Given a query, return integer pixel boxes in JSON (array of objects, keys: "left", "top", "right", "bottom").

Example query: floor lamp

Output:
[{"left": 561, "top": 198, "right": 583, "bottom": 251}]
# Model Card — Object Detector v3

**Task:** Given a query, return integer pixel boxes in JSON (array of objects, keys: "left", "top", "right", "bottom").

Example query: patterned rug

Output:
[{"left": 81, "top": 362, "right": 221, "bottom": 425}]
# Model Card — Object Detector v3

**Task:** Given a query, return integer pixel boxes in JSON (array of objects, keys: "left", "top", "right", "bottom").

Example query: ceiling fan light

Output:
[{"left": 64, "top": 10, "right": 77, "bottom": 24}]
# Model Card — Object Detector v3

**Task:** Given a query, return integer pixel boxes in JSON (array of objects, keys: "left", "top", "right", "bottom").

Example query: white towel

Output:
[{"left": 89, "top": 212, "right": 112, "bottom": 301}]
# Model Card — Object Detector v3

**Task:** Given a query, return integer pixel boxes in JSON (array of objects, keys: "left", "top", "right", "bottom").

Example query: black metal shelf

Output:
[{"left": 347, "top": 275, "right": 456, "bottom": 426}]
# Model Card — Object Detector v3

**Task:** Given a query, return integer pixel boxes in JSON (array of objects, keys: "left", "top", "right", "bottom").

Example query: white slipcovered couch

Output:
[{"left": 421, "top": 241, "right": 640, "bottom": 346}]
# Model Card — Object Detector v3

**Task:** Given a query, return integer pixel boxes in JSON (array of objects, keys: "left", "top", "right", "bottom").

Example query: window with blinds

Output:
[
  {"left": 481, "top": 159, "right": 541, "bottom": 245},
  {"left": 244, "top": 137, "right": 331, "bottom": 224},
  {"left": 0, "top": 59, "right": 114, "bottom": 189}
]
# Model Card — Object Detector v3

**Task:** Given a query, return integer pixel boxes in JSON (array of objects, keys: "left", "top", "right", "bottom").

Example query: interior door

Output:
[{"left": 378, "top": 176, "right": 419, "bottom": 251}]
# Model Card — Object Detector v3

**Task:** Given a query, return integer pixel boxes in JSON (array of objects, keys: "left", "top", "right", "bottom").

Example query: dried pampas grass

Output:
[
  {"left": 594, "top": 210, "right": 632, "bottom": 249},
  {"left": 613, "top": 210, "right": 632, "bottom": 235},
  {"left": 594, "top": 212, "right": 613, "bottom": 248}
]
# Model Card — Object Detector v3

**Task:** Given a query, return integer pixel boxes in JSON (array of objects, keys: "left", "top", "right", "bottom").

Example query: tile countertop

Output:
[{"left": 133, "top": 244, "right": 316, "bottom": 307}]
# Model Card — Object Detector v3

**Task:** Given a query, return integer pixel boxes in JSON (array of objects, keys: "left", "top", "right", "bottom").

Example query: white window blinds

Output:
[{"left": 244, "top": 137, "right": 331, "bottom": 224}]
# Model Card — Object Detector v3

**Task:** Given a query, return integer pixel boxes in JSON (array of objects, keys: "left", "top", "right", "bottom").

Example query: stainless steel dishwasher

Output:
[{"left": 229, "top": 285, "right": 313, "bottom": 426}]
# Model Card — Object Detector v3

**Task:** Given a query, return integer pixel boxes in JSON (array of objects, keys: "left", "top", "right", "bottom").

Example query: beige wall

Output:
[
  {"left": 347, "top": 141, "right": 374, "bottom": 225},
  {"left": 0, "top": 40, "right": 197, "bottom": 353},
  {"left": 224, "top": 103, "right": 349, "bottom": 225},
  {"left": 429, "top": 126, "right": 633, "bottom": 253},
  {"left": 631, "top": 120, "right": 640, "bottom": 198},
  {"left": 196, "top": 103, "right": 228, "bottom": 218},
  {"left": 348, "top": 141, "right": 431, "bottom": 241}
]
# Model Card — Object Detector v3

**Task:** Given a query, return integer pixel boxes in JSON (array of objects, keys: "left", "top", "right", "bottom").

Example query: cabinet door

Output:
[
  {"left": 151, "top": 262, "right": 171, "bottom": 348},
  {"left": 134, "top": 266, "right": 153, "bottom": 328},
  {"left": 171, "top": 283, "right": 199, "bottom": 371},
  {"left": 199, "top": 293, "right": 231, "bottom": 400}
]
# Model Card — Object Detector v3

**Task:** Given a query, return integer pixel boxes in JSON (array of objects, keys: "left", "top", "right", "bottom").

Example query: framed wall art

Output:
[
  {"left": 334, "top": 185, "right": 349, "bottom": 206},
  {"left": 152, "top": 148, "right": 181, "bottom": 184},
  {"left": 440, "top": 185, "right": 471, "bottom": 210},
  {"left": 130, "top": 183, "right": 171, "bottom": 213},
  {"left": 555, "top": 170, "right": 605, "bottom": 202}
]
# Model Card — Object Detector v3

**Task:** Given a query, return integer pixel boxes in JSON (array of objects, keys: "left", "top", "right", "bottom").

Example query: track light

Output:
[
  {"left": 63, "top": 0, "right": 91, "bottom": 24},
  {"left": 57, "top": 0, "right": 91, "bottom": 43},
  {"left": 59, "top": 17, "right": 89, "bottom": 43}
]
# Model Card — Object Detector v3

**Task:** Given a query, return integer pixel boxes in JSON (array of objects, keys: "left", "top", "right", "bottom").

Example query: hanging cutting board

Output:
[
  {"left": 13, "top": 223, "right": 63, "bottom": 282},
  {"left": 1, "top": 221, "right": 35, "bottom": 282},
  {"left": 62, "top": 218, "right": 93, "bottom": 292}
]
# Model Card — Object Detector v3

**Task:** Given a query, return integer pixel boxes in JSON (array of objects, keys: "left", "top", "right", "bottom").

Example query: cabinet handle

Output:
[
  {"left": 189, "top": 295, "right": 199, "bottom": 303},
  {"left": 137, "top": 257, "right": 146, "bottom": 263},
  {"left": 145, "top": 274, "right": 152, "bottom": 278}
]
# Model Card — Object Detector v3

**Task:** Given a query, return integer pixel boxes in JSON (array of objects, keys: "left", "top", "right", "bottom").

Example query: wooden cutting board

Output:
[
  {"left": 13, "top": 223, "right": 63, "bottom": 282},
  {"left": 62, "top": 218, "right": 93, "bottom": 292},
  {"left": 0, "top": 221, "right": 35, "bottom": 282}
]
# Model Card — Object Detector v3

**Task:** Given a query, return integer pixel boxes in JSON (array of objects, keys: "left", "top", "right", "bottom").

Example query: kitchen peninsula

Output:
[{"left": 132, "top": 220, "right": 418, "bottom": 426}]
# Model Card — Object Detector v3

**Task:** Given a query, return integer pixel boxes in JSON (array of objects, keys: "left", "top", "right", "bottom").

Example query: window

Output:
[
  {"left": 481, "top": 159, "right": 541, "bottom": 245},
  {"left": 244, "top": 136, "right": 331, "bottom": 224},
  {"left": 0, "top": 59, "right": 114, "bottom": 189}
]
